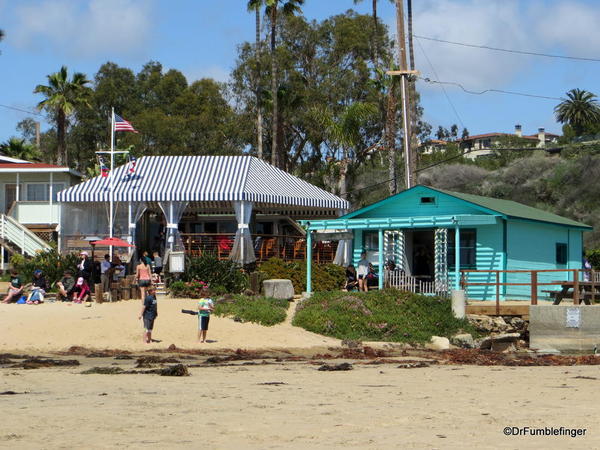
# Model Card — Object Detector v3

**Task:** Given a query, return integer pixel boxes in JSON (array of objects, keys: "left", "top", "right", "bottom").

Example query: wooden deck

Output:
[{"left": 466, "top": 301, "right": 535, "bottom": 318}]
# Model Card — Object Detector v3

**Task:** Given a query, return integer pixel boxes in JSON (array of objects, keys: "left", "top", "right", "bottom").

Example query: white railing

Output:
[
  {"left": 0, "top": 214, "right": 51, "bottom": 256},
  {"left": 384, "top": 269, "right": 447, "bottom": 296}
]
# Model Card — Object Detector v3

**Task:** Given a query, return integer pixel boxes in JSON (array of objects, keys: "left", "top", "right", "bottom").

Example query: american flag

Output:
[
  {"left": 128, "top": 155, "right": 137, "bottom": 174},
  {"left": 99, "top": 157, "right": 109, "bottom": 177},
  {"left": 114, "top": 113, "right": 138, "bottom": 133}
]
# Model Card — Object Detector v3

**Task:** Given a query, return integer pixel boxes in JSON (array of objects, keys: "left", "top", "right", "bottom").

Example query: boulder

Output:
[
  {"left": 262, "top": 279, "right": 294, "bottom": 300},
  {"left": 466, "top": 314, "right": 495, "bottom": 333},
  {"left": 477, "top": 332, "right": 521, "bottom": 350},
  {"left": 491, "top": 341, "right": 517, "bottom": 353},
  {"left": 491, "top": 316, "right": 509, "bottom": 332},
  {"left": 426, "top": 336, "right": 450, "bottom": 351},
  {"left": 451, "top": 333, "right": 475, "bottom": 349}
]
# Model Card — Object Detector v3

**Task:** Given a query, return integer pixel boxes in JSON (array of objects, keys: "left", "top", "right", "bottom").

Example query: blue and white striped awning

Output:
[{"left": 57, "top": 156, "right": 349, "bottom": 210}]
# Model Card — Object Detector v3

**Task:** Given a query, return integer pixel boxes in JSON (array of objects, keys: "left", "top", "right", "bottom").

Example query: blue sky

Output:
[{"left": 1, "top": 0, "right": 600, "bottom": 143}]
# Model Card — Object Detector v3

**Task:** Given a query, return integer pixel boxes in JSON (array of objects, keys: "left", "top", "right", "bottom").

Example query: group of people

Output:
[
  {"left": 1, "top": 268, "right": 92, "bottom": 305},
  {"left": 345, "top": 252, "right": 378, "bottom": 292}
]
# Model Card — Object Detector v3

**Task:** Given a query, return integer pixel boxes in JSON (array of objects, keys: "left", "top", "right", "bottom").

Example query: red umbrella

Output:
[{"left": 92, "top": 237, "right": 135, "bottom": 247}]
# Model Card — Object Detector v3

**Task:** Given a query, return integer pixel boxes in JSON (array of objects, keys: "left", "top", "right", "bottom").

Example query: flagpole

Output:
[{"left": 109, "top": 107, "right": 115, "bottom": 258}]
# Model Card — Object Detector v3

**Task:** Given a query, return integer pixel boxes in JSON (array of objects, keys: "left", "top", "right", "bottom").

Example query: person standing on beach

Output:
[
  {"left": 136, "top": 258, "right": 152, "bottom": 300},
  {"left": 197, "top": 288, "right": 214, "bottom": 343},
  {"left": 100, "top": 254, "right": 112, "bottom": 293},
  {"left": 139, "top": 286, "right": 157, "bottom": 344},
  {"left": 356, "top": 252, "right": 370, "bottom": 292}
]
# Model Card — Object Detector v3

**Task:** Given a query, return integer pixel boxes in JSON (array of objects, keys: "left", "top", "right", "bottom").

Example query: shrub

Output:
[
  {"left": 586, "top": 249, "right": 600, "bottom": 269},
  {"left": 292, "top": 289, "right": 477, "bottom": 343},
  {"left": 258, "top": 258, "right": 345, "bottom": 294},
  {"left": 10, "top": 249, "right": 80, "bottom": 287},
  {"left": 180, "top": 253, "right": 248, "bottom": 294},
  {"left": 214, "top": 295, "right": 289, "bottom": 326},
  {"left": 169, "top": 280, "right": 209, "bottom": 299}
]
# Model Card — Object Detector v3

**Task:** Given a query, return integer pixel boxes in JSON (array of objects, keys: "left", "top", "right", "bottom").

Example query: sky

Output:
[{"left": 1, "top": 0, "right": 600, "bottom": 143}]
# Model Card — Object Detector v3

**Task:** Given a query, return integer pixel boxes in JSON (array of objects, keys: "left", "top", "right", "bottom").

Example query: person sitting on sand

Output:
[
  {"left": 56, "top": 270, "right": 76, "bottom": 302},
  {"left": 2, "top": 270, "right": 24, "bottom": 303},
  {"left": 197, "top": 287, "right": 215, "bottom": 343},
  {"left": 71, "top": 277, "right": 91, "bottom": 304},
  {"left": 27, "top": 269, "right": 47, "bottom": 304},
  {"left": 139, "top": 286, "right": 158, "bottom": 344}
]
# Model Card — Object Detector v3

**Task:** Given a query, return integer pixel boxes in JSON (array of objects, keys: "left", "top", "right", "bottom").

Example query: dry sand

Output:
[
  {"left": 0, "top": 298, "right": 339, "bottom": 353},
  {"left": 2, "top": 299, "right": 599, "bottom": 449}
]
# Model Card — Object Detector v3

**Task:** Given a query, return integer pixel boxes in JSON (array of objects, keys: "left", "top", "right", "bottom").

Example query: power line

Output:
[
  {"left": 415, "top": 36, "right": 466, "bottom": 130},
  {"left": 415, "top": 35, "right": 600, "bottom": 63},
  {"left": 0, "top": 103, "right": 44, "bottom": 117},
  {"left": 418, "top": 77, "right": 563, "bottom": 101}
]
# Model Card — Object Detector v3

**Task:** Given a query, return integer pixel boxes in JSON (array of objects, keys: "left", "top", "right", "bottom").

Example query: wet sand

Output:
[{"left": 1, "top": 355, "right": 599, "bottom": 449}]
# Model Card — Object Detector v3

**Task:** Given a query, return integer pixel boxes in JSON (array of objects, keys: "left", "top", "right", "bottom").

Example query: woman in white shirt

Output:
[{"left": 356, "top": 252, "right": 370, "bottom": 292}]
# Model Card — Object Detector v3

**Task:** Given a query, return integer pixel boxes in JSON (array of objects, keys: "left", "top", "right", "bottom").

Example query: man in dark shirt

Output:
[
  {"left": 138, "top": 286, "right": 157, "bottom": 344},
  {"left": 2, "top": 270, "right": 23, "bottom": 303},
  {"left": 57, "top": 271, "right": 76, "bottom": 302}
]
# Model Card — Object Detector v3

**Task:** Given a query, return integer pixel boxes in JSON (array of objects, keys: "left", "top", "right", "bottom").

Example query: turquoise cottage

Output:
[{"left": 302, "top": 185, "right": 592, "bottom": 300}]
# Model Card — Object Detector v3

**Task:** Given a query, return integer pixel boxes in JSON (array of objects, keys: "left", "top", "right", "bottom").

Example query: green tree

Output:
[
  {"left": 0, "top": 137, "right": 41, "bottom": 161},
  {"left": 555, "top": 88, "right": 600, "bottom": 137},
  {"left": 314, "top": 102, "right": 377, "bottom": 197},
  {"left": 33, "top": 66, "right": 91, "bottom": 166},
  {"left": 264, "top": 0, "right": 304, "bottom": 168}
]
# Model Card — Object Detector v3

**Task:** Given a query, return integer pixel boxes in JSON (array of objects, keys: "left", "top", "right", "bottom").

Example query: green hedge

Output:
[
  {"left": 214, "top": 295, "right": 289, "bottom": 326},
  {"left": 10, "top": 248, "right": 80, "bottom": 287},
  {"left": 292, "top": 289, "right": 477, "bottom": 343},
  {"left": 258, "top": 258, "right": 345, "bottom": 294},
  {"left": 177, "top": 254, "right": 248, "bottom": 294}
]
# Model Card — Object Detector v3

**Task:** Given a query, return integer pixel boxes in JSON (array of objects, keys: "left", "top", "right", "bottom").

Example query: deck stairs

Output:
[
  {"left": 155, "top": 280, "right": 168, "bottom": 297},
  {"left": 0, "top": 214, "right": 51, "bottom": 257}
]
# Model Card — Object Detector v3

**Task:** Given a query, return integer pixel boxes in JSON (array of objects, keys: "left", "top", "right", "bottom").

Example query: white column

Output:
[{"left": 49, "top": 172, "right": 54, "bottom": 224}]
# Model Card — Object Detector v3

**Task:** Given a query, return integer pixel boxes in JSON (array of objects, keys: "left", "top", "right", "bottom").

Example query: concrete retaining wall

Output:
[{"left": 529, "top": 305, "right": 600, "bottom": 352}]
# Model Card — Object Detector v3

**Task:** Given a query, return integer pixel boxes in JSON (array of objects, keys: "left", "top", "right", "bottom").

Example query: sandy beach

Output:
[
  {"left": 0, "top": 298, "right": 339, "bottom": 353},
  {"left": 2, "top": 299, "right": 599, "bottom": 449}
]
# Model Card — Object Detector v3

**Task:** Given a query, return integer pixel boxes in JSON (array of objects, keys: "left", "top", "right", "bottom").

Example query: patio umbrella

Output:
[{"left": 92, "top": 237, "right": 135, "bottom": 248}]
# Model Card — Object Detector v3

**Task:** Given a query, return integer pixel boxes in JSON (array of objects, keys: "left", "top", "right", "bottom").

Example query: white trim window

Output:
[{"left": 24, "top": 183, "right": 65, "bottom": 202}]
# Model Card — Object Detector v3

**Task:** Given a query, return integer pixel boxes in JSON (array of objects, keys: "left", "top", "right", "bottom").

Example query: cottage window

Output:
[
  {"left": 26, "top": 184, "right": 49, "bottom": 202},
  {"left": 447, "top": 228, "right": 476, "bottom": 269},
  {"left": 420, "top": 196, "right": 435, "bottom": 204},
  {"left": 556, "top": 243, "right": 568, "bottom": 265}
]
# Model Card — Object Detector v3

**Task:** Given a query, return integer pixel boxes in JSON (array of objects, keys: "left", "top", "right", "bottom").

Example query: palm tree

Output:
[
  {"left": 315, "top": 102, "right": 377, "bottom": 197},
  {"left": 265, "top": 0, "right": 304, "bottom": 168},
  {"left": 0, "top": 138, "right": 41, "bottom": 161},
  {"left": 555, "top": 89, "right": 600, "bottom": 136},
  {"left": 34, "top": 66, "right": 91, "bottom": 166},
  {"left": 247, "top": 0, "right": 264, "bottom": 159}
]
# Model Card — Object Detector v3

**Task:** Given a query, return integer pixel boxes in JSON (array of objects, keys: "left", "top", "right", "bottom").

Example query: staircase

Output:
[
  {"left": 0, "top": 214, "right": 51, "bottom": 257},
  {"left": 155, "top": 280, "right": 168, "bottom": 297}
]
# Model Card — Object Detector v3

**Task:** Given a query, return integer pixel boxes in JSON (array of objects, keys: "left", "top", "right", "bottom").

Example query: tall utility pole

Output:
[
  {"left": 406, "top": 0, "right": 418, "bottom": 187},
  {"left": 388, "top": 0, "right": 415, "bottom": 190},
  {"left": 35, "top": 121, "right": 41, "bottom": 149}
]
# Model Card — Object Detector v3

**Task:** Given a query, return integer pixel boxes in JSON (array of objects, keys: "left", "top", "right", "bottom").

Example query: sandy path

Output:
[
  {"left": 1, "top": 360, "right": 598, "bottom": 449},
  {"left": 0, "top": 298, "right": 339, "bottom": 353}
]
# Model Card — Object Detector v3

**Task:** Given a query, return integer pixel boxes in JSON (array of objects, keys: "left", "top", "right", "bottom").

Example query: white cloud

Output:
[
  {"left": 183, "top": 65, "right": 231, "bottom": 84},
  {"left": 408, "top": 0, "right": 600, "bottom": 91},
  {"left": 12, "top": 0, "right": 153, "bottom": 57}
]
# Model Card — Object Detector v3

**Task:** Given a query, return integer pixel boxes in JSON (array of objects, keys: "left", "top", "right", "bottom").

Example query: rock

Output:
[
  {"left": 341, "top": 339, "right": 362, "bottom": 349},
  {"left": 477, "top": 332, "right": 521, "bottom": 350},
  {"left": 426, "top": 336, "right": 450, "bottom": 351},
  {"left": 242, "top": 289, "right": 256, "bottom": 297},
  {"left": 509, "top": 317, "right": 527, "bottom": 331},
  {"left": 491, "top": 342, "right": 516, "bottom": 353},
  {"left": 467, "top": 314, "right": 495, "bottom": 333},
  {"left": 491, "top": 316, "right": 509, "bottom": 332},
  {"left": 159, "top": 364, "right": 189, "bottom": 377},
  {"left": 450, "top": 333, "right": 475, "bottom": 349},
  {"left": 262, "top": 279, "right": 294, "bottom": 300}
]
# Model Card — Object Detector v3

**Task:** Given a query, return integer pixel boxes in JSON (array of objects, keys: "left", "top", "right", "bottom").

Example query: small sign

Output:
[
  {"left": 566, "top": 307, "right": 581, "bottom": 328},
  {"left": 169, "top": 251, "right": 185, "bottom": 273},
  {"left": 314, "top": 232, "right": 353, "bottom": 242}
]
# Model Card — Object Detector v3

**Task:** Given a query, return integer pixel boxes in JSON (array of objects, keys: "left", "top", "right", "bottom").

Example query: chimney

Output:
[
  {"left": 537, "top": 127, "right": 545, "bottom": 148},
  {"left": 514, "top": 124, "right": 522, "bottom": 137}
]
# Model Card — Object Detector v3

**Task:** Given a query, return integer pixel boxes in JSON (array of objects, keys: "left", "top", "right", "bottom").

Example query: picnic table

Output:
[{"left": 544, "top": 280, "right": 600, "bottom": 305}]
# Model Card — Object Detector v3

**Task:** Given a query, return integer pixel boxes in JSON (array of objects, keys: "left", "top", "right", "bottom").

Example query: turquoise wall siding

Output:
[
  {"left": 355, "top": 186, "right": 489, "bottom": 219},
  {"left": 449, "top": 223, "right": 504, "bottom": 300},
  {"left": 506, "top": 220, "right": 583, "bottom": 301}
]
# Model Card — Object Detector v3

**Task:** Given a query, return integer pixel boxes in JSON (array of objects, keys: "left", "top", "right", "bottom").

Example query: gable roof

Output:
[
  {"left": 344, "top": 185, "right": 592, "bottom": 230},
  {"left": 57, "top": 155, "right": 348, "bottom": 209}
]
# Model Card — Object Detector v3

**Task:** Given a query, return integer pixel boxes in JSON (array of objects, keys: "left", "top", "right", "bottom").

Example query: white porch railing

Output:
[
  {"left": 384, "top": 269, "right": 447, "bottom": 295},
  {"left": 0, "top": 214, "right": 51, "bottom": 256}
]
